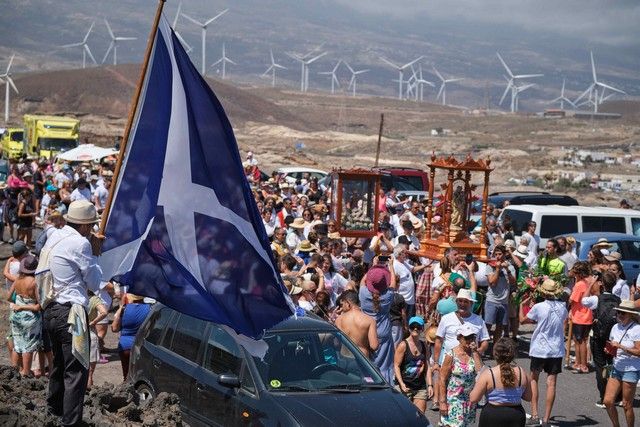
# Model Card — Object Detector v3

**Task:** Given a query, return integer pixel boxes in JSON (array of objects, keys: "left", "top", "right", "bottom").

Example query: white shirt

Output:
[
  {"left": 394, "top": 259, "right": 415, "bottom": 305},
  {"left": 527, "top": 300, "right": 568, "bottom": 359},
  {"left": 436, "top": 311, "right": 489, "bottom": 364},
  {"left": 609, "top": 322, "right": 640, "bottom": 372},
  {"left": 613, "top": 279, "right": 630, "bottom": 300},
  {"left": 55, "top": 172, "right": 70, "bottom": 188},
  {"left": 94, "top": 185, "right": 109, "bottom": 209},
  {"left": 286, "top": 230, "right": 302, "bottom": 252},
  {"left": 70, "top": 187, "right": 92, "bottom": 202},
  {"left": 45, "top": 225, "right": 103, "bottom": 308}
]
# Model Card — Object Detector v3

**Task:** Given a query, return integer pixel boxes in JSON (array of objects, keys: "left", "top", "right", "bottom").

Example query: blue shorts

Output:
[
  {"left": 484, "top": 301, "right": 508, "bottom": 326},
  {"left": 611, "top": 368, "right": 640, "bottom": 383}
]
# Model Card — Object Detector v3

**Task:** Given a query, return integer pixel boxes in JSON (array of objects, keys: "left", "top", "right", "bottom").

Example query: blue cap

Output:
[
  {"left": 408, "top": 316, "right": 425, "bottom": 327},
  {"left": 46, "top": 184, "right": 58, "bottom": 192}
]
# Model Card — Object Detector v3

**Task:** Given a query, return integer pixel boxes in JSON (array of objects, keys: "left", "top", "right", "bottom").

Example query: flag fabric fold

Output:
[{"left": 99, "top": 16, "right": 293, "bottom": 339}]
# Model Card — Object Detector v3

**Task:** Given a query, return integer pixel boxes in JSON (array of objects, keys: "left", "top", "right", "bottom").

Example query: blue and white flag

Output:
[{"left": 99, "top": 16, "right": 293, "bottom": 339}]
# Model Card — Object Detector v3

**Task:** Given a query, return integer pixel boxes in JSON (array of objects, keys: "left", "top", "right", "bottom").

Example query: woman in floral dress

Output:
[{"left": 439, "top": 324, "right": 484, "bottom": 426}]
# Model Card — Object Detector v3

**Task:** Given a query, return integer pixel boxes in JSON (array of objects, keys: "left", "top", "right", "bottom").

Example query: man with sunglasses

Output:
[{"left": 433, "top": 289, "right": 490, "bottom": 372}]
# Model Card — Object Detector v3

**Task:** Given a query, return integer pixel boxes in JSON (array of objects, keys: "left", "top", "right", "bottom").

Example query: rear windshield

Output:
[
  {"left": 540, "top": 215, "right": 578, "bottom": 238},
  {"left": 582, "top": 216, "right": 626, "bottom": 234},
  {"left": 501, "top": 209, "right": 532, "bottom": 234}
]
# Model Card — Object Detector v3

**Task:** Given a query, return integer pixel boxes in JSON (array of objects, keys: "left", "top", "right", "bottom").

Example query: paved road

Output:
[{"left": 422, "top": 326, "right": 639, "bottom": 426}]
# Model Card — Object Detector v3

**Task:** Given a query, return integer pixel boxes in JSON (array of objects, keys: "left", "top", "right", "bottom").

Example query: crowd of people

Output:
[
  {"left": 247, "top": 152, "right": 640, "bottom": 427},
  {"left": 2, "top": 155, "right": 154, "bottom": 425},
  {"left": 1, "top": 151, "right": 639, "bottom": 426}
]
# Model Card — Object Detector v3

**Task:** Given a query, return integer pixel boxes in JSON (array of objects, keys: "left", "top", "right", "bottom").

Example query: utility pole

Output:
[{"left": 374, "top": 113, "right": 384, "bottom": 167}]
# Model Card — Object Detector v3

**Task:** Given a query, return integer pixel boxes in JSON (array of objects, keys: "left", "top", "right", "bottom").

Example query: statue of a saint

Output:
[{"left": 450, "top": 185, "right": 465, "bottom": 231}]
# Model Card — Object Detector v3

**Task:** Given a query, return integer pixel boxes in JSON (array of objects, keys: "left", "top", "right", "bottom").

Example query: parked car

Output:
[
  {"left": 500, "top": 205, "right": 640, "bottom": 248},
  {"left": 555, "top": 232, "right": 640, "bottom": 283},
  {"left": 373, "top": 167, "right": 429, "bottom": 191},
  {"left": 483, "top": 191, "right": 578, "bottom": 209},
  {"left": 129, "top": 306, "right": 430, "bottom": 427},
  {"left": 275, "top": 167, "right": 328, "bottom": 184}
]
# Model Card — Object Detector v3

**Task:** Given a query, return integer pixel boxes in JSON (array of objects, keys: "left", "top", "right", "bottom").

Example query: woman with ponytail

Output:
[{"left": 470, "top": 338, "right": 532, "bottom": 426}]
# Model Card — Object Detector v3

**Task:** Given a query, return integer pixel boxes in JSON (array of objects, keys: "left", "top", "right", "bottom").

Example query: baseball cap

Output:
[
  {"left": 456, "top": 324, "right": 477, "bottom": 337},
  {"left": 408, "top": 316, "right": 425, "bottom": 327}
]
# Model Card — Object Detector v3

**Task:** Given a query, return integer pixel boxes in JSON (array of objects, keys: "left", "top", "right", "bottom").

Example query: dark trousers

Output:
[
  {"left": 44, "top": 302, "right": 89, "bottom": 426},
  {"left": 591, "top": 336, "right": 612, "bottom": 401}
]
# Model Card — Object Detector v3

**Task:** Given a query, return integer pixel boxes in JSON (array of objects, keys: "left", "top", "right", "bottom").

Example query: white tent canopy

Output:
[{"left": 56, "top": 144, "right": 118, "bottom": 162}]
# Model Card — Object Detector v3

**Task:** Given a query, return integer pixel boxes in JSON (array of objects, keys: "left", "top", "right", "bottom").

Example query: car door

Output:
[
  {"left": 190, "top": 325, "right": 245, "bottom": 426},
  {"left": 155, "top": 314, "right": 208, "bottom": 421}
]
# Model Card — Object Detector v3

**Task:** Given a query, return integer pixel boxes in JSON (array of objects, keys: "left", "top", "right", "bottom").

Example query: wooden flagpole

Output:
[
  {"left": 374, "top": 113, "right": 384, "bottom": 167},
  {"left": 98, "top": 0, "right": 167, "bottom": 235}
]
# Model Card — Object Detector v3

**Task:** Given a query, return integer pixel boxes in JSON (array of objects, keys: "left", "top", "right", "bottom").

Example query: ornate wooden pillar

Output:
[
  {"left": 444, "top": 168, "right": 454, "bottom": 244},
  {"left": 480, "top": 169, "right": 490, "bottom": 245},
  {"left": 425, "top": 164, "right": 436, "bottom": 239}
]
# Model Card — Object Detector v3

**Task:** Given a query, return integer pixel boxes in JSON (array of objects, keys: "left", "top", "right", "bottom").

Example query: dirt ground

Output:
[{"left": 0, "top": 241, "right": 186, "bottom": 426}]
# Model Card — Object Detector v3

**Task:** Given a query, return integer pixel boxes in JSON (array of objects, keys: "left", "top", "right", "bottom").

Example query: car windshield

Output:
[
  {"left": 10, "top": 132, "right": 23, "bottom": 142},
  {"left": 39, "top": 138, "right": 77, "bottom": 151},
  {"left": 253, "top": 329, "right": 387, "bottom": 392}
]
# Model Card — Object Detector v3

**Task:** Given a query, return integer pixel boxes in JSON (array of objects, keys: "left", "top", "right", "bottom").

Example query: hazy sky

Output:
[{"left": 335, "top": 0, "right": 640, "bottom": 46}]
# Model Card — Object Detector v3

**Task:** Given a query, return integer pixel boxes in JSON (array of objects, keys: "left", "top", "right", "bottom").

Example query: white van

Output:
[{"left": 499, "top": 205, "right": 640, "bottom": 248}]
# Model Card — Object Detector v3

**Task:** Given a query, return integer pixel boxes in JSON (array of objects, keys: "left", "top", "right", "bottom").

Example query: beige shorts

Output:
[
  {"left": 89, "top": 330, "right": 100, "bottom": 363},
  {"left": 395, "top": 386, "right": 428, "bottom": 401}
]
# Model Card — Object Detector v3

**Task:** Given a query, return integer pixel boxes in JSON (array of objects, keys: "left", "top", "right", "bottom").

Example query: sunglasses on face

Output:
[
  {"left": 461, "top": 335, "right": 477, "bottom": 341},
  {"left": 409, "top": 324, "right": 424, "bottom": 331}
]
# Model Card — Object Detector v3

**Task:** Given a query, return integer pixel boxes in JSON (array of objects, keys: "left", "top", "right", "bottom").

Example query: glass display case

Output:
[{"left": 331, "top": 169, "right": 381, "bottom": 237}]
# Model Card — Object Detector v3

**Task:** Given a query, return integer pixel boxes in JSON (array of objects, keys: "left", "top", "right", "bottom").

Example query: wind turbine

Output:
[
  {"left": 433, "top": 66, "right": 463, "bottom": 106},
  {"left": 211, "top": 43, "right": 235, "bottom": 79},
  {"left": 512, "top": 82, "right": 535, "bottom": 112},
  {"left": 172, "top": 2, "right": 193, "bottom": 54},
  {"left": 287, "top": 50, "right": 327, "bottom": 92},
  {"left": 414, "top": 64, "right": 435, "bottom": 102},
  {"left": 549, "top": 78, "right": 576, "bottom": 110},
  {"left": 574, "top": 51, "right": 625, "bottom": 113},
  {"left": 318, "top": 60, "right": 342, "bottom": 94},
  {"left": 496, "top": 52, "right": 543, "bottom": 112},
  {"left": 181, "top": 8, "right": 228, "bottom": 75},
  {"left": 0, "top": 54, "right": 18, "bottom": 123},
  {"left": 379, "top": 55, "right": 423, "bottom": 99},
  {"left": 262, "top": 49, "right": 286, "bottom": 87},
  {"left": 61, "top": 22, "right": 97, "bottom": 68},
  {"left": 344, "top": 62, "right": 369, "bottom": 97},
  {"left": 102, "top": 19, "right": 137, "bottom": 65}
]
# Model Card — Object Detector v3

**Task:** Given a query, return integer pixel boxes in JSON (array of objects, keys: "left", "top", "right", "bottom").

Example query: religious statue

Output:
[{"left": 450, "top": 185, "right": 465, "bottom": 231}]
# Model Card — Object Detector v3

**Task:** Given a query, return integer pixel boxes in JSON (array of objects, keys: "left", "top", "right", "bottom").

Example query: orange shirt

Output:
[{"left": 570, "top": 279, "right": 593, "bottom": 325}]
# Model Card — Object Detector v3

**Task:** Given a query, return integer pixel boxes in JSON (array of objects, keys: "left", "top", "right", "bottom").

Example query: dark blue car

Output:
[{"left": 129, "top": 305, "right": 430, "bottom": 426}]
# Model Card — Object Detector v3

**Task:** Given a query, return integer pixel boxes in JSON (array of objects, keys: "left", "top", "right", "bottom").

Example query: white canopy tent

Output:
[{"left": 56, "top": 144, "right": 118, "bottom": 162}]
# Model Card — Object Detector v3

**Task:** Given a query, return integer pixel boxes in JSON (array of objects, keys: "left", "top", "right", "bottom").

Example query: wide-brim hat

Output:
[
  {"left": 365, "top": 264, "right": 391, "bottom": 294},
  {"left": 298, "top": 240, "right": 316, "bottom": 252},
  {"left": 290, "top": 217, "right": 308, "bottom": 229},
  {"left": 411, "top": 218, "right": 423, "bottom": 230},
  {"left": 289, "top": 285, "right": 303, "bottom": 296},
  {"left": 514, "top": 244, "right": 529, "bottom": 260},
  {"left": 504, "top": 239, "right": 516, "bottom": 250},
  {"left": 456, "top": 323, "right": 478, "bottom": 337},
  {"left": 614, "top": 300, "right": 640, "bottom": 316},
  {"left": 538, "top": 278, "right": 564, "bottom": 297},
  {"left": 64, "top": 200, "right": 99, "bottom": 224},
  {"left": 604, "top": 252, "right": 622, "bottom": 262},
  {"left": 593, "top": 238, "right": 613, "bottom": 249},
  {"left": 19, "top": 255, "right": 38, "bottom": 275}
]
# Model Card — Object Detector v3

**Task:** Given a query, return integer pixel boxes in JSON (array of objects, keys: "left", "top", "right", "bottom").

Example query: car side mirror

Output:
[{"left": 218, "top": 374, "right": 241, "bottom": 388}]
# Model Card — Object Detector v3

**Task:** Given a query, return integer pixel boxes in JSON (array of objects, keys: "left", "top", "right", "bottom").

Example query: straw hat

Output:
[
  {"left": 593, "top": 238, "right": 613, "bottom": 249},
  {"left": 455, "top": 289, "right": 476, "bottom": 302},
  {"left": 411, "top": 217, "right": 423, "bottom": 230},
  {"left": 289, "top": 285, "right": 303, "bottom": 296},
  {"left": 290, "top": 218, "right": 308, "bottom": 230},
  {"left": 504, "top": 239, "right": 516, "bottom": 250},
  {"left": 298, "top": 240, "right": 316, "bottom": 252},
  {"left": 614, "top": 300, "right": 640, "bottom": 316},
  {"left": 328, "top": 232, "right": 341, "bottom": 239},
  {"left": 538, "top": 279, "right": 564, "bottom": 297},
  {"left": 64, "top": 200, "right": 99, "bottom": 224}
]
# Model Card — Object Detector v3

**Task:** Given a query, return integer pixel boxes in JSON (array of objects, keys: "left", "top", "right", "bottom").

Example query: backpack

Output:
[{"left": 592, "top": 293, "right": 621, "bottom": 339}]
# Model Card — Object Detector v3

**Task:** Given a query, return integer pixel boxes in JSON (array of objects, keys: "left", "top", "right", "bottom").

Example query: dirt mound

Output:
[{"left": 0, "top": 365, "right": 186, "bottom": 426}]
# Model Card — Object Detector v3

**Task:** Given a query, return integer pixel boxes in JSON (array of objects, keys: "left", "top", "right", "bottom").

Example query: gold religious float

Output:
[
  {"left": 417, "top": 153, "right": 493, "bottom": 261},
  {"left": 330, "top": 169, "right": 381, "bottom": 238}
]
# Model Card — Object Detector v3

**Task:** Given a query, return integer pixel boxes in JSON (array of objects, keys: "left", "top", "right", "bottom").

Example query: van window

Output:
[
  {"left": 399, "top": 175, "right": 425, "bottom": 191},
  {"left": 169, "top": 314, "right": 208, "bottom": 362},
  {"left": 146, "top": 307, "right": 174, "bottom": 345},
  {"left": 539, "top": 215, "right": 578, "bottom": 238},
  {"left": 632, "top": 218, "right": 640, "bottom": 236},
  {"left": 620, "top": 241, "right": 640, "bottom": 262},
  {"left": 204, "top": 325, "right": 243, "bottom": 376},
  {"left": 501, "top": 209, "right": 532, "bottom": 235},
  {"left": 582, "top": 216, "right": 626, "bottom": 233}
]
